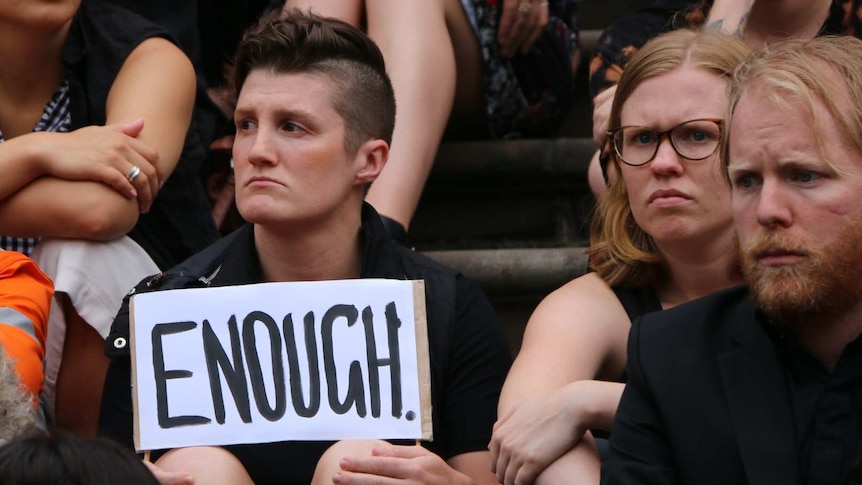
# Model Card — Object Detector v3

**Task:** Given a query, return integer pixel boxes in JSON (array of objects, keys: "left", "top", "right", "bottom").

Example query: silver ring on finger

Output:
[{"left": 126, "top": 165, "right": 142, "bottom": 183}]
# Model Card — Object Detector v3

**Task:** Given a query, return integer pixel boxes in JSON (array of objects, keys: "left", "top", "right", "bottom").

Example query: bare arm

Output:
[
  {"left": 449, "top": 450, "right": 502, "bottom": 485},
  {"left": 704, "top": 0, "right": 754, "bottom": 34},
  {"left": 0, "top": 37, "right": 195, "bottom": 240},
  {"left": 490, "top": 273, "right": 630, "bottom": 485}
]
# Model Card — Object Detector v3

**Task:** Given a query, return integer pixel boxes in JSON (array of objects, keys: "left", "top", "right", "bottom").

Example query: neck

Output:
[
  {"left": 656, "top": 229, "right": 742, "bottom": 309},
  {"left": 253, "top": 208, "right": 364, "bottom": 283},
  {"left": 784, "top": 302, "right": 862, "bottom": 372},
  {"left": 744, "top": 0, "right": 831, "bottom": 49},
  {"left": 0, "top": 22, "right": 68, "bottom": 108}
]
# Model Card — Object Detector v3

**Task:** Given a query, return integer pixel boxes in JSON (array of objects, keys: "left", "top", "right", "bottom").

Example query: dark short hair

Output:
[
  {"left": 230, "top": 9, "right": 396, "bottom": 155},
  {"left": 0, "top": 429, "right": 159, "bottom": 484}
]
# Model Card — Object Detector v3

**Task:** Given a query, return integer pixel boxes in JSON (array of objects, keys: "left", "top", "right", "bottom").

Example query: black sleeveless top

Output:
[
  {"left": 611, "top": 285, "right": 662, "bottom": 323},
  {"left": 63, "top": 0, "right": 219, "bottom": 270}
]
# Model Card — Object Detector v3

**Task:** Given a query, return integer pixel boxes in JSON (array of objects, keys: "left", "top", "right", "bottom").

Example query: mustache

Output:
[{"left": 741, "top": 232, "right": 809, "bottom": 260}]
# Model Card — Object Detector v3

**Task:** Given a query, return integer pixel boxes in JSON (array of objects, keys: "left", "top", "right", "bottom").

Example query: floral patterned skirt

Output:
[{"left": 459, "top": 0, "right": 581, "bottom": 138}]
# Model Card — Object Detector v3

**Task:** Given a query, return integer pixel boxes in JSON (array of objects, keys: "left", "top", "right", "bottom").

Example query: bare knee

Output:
[
  {"left": 156, "top": 446, "right": 254, "bottom": 485},
  {"left": 312, "top": 439, "right": 389, "bottom": 484}
]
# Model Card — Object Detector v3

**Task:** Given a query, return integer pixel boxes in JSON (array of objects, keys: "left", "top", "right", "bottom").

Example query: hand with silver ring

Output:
[
  {"left": 30, "top": 119, "right": 160, "bottom": 213},
  {"left": 127, "top": 165, "right": 142, "bottom": 183},
  {"left": 498, "top": 0, "right": 550, "bottom": 58}
]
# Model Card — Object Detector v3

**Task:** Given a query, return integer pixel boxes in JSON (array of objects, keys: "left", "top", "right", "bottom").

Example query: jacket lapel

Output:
[{"left": 717, "top": 302, "right": 799, "bottom": 485}]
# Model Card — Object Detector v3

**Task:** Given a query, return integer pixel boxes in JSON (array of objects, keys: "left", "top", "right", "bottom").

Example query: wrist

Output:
[
  {"left": 5, "top": 134, "right": 48, "bottom": 179},
  {"left": 565, "top": 380, "right": 612, "bottom": 432}
]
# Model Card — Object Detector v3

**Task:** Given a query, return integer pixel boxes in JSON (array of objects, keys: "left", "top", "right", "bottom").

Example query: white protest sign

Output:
[{"left": 129, "top": 279, "right": 431, "bottom": 452}]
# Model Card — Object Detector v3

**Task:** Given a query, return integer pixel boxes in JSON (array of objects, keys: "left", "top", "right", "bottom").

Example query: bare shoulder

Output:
[
  {"left": 526, "top": 272, "right": 628, "bottom": 337},
  {"left": 110, "top": 37, "right": 194, "bottom": 100},
  {"left": 125, "top": 36, "right": 192, "bottom": 69},
  {"left": 511, "top": 272, "right": 631, "bottom": 385}
]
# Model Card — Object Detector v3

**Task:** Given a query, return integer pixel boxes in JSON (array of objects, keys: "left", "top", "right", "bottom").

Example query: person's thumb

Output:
[{"left": 110, "top": 118, "right": 145, "bottom": 137}]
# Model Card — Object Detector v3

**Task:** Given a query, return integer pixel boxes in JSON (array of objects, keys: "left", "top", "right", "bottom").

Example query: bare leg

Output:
[
  {"left": 283, "top": 0, "right": 484, "bottom": 229},
  {"left": 282, "top": 0, "right": 363, "bottom": 26},
  {"left": 311, "top": 439, "right": 387, "bottom": 485},
  {"left": 54, "top": 295, "right": 108, "bottom": 437},
  {"left": 156, "top": 447, "right": 255, "bottom": 485},
  {"left": 364, "top": 0, "right": 484, "bottom": 229}
]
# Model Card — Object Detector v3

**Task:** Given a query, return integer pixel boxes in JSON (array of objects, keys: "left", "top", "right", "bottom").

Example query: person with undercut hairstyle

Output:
[{"left": 98, "top": 10, "right": 511, "bottom": 485}]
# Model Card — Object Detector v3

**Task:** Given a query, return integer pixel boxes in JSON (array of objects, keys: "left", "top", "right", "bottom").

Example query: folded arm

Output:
[
  {"left": 491, "top": 273, "right": 630, "bottom": 485},
  {"left": 0, "top": 37, "right": 195, "bottom": 240}
]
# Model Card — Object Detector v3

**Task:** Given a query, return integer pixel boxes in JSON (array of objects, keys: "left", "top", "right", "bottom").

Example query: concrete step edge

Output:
[
  {"left": 421, "top": 247, "right": 589, "bottom": 295},
  {"left": 433, "top": 137, "right": 595, "bottom": 178}
]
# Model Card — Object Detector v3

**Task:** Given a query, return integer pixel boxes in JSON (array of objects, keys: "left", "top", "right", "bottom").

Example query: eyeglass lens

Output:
[{"left": 613, "top": 119, "right": 721, "bottom": 166}]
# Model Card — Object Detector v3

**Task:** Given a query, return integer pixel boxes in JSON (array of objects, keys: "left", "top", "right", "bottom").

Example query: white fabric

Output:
[{"left": 31, "top": 237, "right": 158, "bottom": 410}]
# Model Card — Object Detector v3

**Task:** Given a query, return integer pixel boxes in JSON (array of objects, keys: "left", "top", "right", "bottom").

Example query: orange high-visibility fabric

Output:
[{"left": 0, "top": 251, "right": 53, "bottom": 395}]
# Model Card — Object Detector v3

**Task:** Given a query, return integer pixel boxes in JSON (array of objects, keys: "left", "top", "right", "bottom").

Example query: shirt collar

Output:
[{"left": 209, "top": 202, "right": 407, "bottom": 286}]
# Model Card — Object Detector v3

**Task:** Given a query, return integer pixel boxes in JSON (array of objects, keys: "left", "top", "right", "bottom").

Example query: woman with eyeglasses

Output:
[{"left": 489, "top": 29, "right": 750, "bottom": 485}]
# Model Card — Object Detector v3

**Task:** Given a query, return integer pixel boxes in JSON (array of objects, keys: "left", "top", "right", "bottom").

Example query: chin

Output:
[{"left": 237, "top": 199, "right": 283, "bottom": 225}]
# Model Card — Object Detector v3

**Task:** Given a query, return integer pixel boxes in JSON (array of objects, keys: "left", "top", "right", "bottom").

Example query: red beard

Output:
[{"left": 740, "top": 222, "right": 862, "bottom": 324}]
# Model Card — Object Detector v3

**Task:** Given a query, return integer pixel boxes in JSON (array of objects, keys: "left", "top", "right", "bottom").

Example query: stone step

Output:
[
  {"left": 422, "top": 246, "right": 588, "bottom": 296},
  {"left": 422, "top": 246, "right": 590, "bottom": 353},
  {"left": 431, "top": 137, "right": 595, "bottom": 179},
  {"left": 412, "top": 137, "right": 597, "bottom": 250}
]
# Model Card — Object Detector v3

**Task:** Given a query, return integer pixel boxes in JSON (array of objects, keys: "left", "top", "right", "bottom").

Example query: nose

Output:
[
  {"left": 245, "top": 129, "right": 277, "bottom": 167},
  {"left": 649, "top": 136, "right": 684, "bottom": 176},
  {"left": 755, "top": 179, "right": 793, "bottom": 228}
]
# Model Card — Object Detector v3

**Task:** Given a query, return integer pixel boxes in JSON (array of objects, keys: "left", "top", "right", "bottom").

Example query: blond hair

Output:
[
  {"left": 589, "top": 29, "right": 750, "bottom": 287},
  {"left": 725, "top": 36, "right": 862, "bottom": 176}
]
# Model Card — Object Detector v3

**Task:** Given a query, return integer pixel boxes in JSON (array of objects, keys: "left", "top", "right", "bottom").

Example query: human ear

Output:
[{"left": 354, "top": 139, "right": 389, "bottom": 186}]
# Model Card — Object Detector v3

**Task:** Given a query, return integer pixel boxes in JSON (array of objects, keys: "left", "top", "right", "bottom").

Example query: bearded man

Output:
[{"left": 602, "top": 35, "right": 862, "bottom": 485}]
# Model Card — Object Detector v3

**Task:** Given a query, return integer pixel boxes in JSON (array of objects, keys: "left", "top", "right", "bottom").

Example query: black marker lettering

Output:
[
  {"left": 322, "top": 304, "right": 367, "bottom": 417},
  {"left": 202, "top": 316, "right": 251, "bottom": 424},
  {"left": 283, "top": 312, "right": 321, "bottom": 417},
  {"left": 152, "top": 321, "right": 210, "bottom": 428},
  {"left": 362, "top": 304, "right": 403, "bottom": 418},
  {"left": 243, "top": 311, "right": 287, "bottom": 421}
]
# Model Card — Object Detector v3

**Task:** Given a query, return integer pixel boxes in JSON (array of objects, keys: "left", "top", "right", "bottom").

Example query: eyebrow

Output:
[{"left": 233, "top": 107, "right": 316, "bottom": 123}]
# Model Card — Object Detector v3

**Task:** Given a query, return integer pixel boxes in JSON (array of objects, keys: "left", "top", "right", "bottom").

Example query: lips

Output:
[
  {"left": 246, "top": 175, "right": 283, "bottom": 187},
  {"left": 648, "top": 188, "right": 692, "bottom": 204},
  {"left": 755, "top": 248, "right": 807, "bottom": 266}
]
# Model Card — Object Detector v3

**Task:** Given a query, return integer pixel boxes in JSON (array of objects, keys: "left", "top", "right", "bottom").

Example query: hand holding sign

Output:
[
  {"left": 332, "top": 443, "right": 475, "bottom": 485},
  {"left": 129, "top": 279, "right": 432, "bottom": 452}
]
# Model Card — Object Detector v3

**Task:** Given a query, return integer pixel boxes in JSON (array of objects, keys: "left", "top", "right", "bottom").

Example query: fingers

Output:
[
  {"left": 338, "top": 455, "right": 412, "bottom": 480},
  {"left": 522, "top": 4, "right": 550, "bottom": 54},
  {"left": 111, "top": 118, "right": 145, "bottom": 137},
  {"left": 113, "top": 124, "right": 160, "bottom": 212},
  {"left": 332, "top": 471, "right": 399, "bottom": 485},
  {"left": 104, "top": 119, "right": 161, "bottom": 211},
  {"left": 498, "top": 0, "right": 548, "bottom": 58},
  {"left": 494, "top": 445, "right": 510, "bottom": 484},
  {"left": 370, "top": 443, "right": 429, "bottom": 459},
  {"left": 497, "top": 0, "right": 519, "bottom": 51},
  {"left": 143, "top": 461, "right": 194, "bottom": 485}
]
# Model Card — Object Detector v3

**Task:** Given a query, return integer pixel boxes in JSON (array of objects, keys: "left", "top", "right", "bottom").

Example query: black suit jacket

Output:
[{"left": 602, "top": 285, "right": 799, "bottom": 485}]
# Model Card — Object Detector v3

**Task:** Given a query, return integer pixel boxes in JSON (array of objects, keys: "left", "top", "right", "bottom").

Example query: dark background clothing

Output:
[
  {"left": 589, "top": 0, "right": 859, "bottom": 98},
  {"left": 65, "top": 0, "right": 219, "bottom": 270},
  {"left": 99, "top": 204, "right": 512, "bottom": 484},
  {"left": 602, "top": 285, "right": 862, "bottom": 485},
  {"left": 766, "top": 321, "right": 862, "bottom": 484},
  {"left": 611, "top": 285, "right": 661, "bottom": 323}
]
